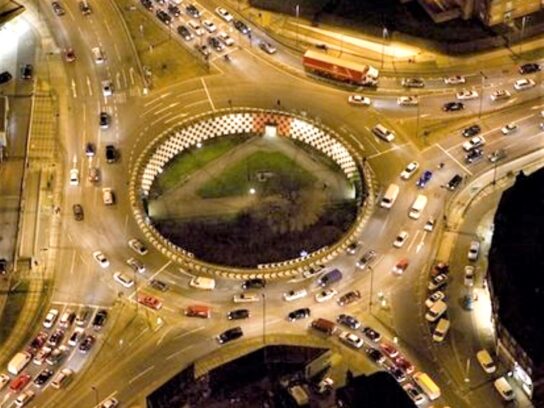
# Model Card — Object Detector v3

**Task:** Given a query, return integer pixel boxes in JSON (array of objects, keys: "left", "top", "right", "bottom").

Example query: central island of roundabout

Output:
[{"left": 129, "top": 108, "right": 375, "bottom": 279}]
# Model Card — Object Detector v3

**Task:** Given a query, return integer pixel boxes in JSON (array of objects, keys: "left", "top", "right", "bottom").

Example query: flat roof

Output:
[
  {"left": 489, "top": 168, "right": 544, "bottom": 365},
  {"left": 0, "top": 1, "right": 24, "bottom": 27}
]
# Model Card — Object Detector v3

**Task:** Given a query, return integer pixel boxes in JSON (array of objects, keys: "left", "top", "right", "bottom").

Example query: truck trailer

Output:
[{"left": 302, "top": 50, "right": 379, "bottom": 86}]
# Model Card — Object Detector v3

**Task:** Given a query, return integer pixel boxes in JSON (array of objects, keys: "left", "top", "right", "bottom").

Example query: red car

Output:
[
  {"left": 9, "top": 373, "right": 31, "bottom": 392},
  {"left": 28, "top": 331, "right": 48, "bottom": 353},
  {"left": 137, "top": 293, "right": 162, "bottom": 310},
  {"left": 380, "top": 342, "right": 399, "bottom": 359},
  {"left": 394, "top": 355, "right": 414, "bottom": 375}
]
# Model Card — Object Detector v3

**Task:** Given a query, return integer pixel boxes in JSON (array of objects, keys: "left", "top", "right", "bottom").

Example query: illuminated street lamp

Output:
[{"left": 381, "top": 27, "right": 388, "bottom": 69}]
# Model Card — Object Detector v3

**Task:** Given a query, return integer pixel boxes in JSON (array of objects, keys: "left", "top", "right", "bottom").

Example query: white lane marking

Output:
[
  {"left": 435, "top": 143, "right": 473, "bottom": 176},
  {"left": 164, "top": 112, "right": 188, "bottom": 124},
  {"left": 416, "top": 230, "right": 426, "bottom": 253},
  {"left": 173, "top": 326, "right": 205, "bottom": 340},
  {"left": 116, "top": 72, "right": 122, "bottom": 91},
  {"left": 166, "top": 344, "right": 195, "bottom": 361},
  {"left": 122, "top": 69, "right": 128, "bottom": 88},
  {"left": 114, "top": 42, "right": 122, "bottom": 62},
  {"left": 367, "top": 144, "right": 400, "bottom": 159},
  {"left": 86, "top": 76, "right": 93, "bottom": 96},
  {"left": 69, "top": 250, "right": 77, "bottom": 275},
  {"left": 144, "top": 92, "right": 171, "bottom": 107},
  {"left": 200, "top": 77, "right": 215, "bottom": 111},
  {"left": 71, "top": 79, "right": 77, "bottom": 98},
  {"left": 129, "top": 67, "right": 135, "bottom": 85},
  {"left": 157, "top": 326, "right": 174, "bottom": 346},
  {"left": 406, "top": 230, "right": 421, "bottom": 252},
  {"left": 154, "top": 102, "right": 180, "bottom": 115},
  {"left": 129, "top": 365, "right": 155, "bottom": 384}
]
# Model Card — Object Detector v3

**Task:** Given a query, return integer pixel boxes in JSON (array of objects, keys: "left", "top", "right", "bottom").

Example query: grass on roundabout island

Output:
[
  {"left": 153, "top": 136, "right": 250, "bottom": 193},
  {"left": 197, "top": 151, "right": 317, "bottom": 199}
]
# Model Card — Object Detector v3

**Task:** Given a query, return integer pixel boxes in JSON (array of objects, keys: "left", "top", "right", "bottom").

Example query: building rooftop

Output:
[
  {"left": 489, "top": 169, "right": 544, "bottom": 365},
  {"left": 0, "top": 1, "right": 24, "bottom": 27}
]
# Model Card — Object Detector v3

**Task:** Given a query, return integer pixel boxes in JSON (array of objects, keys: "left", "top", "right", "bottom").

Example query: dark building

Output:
[
  {"left": 487, "top": 169, "right": 544, "bottom": 404},
  {"left": 336, "top": 371, "right": 416, "bottom": 408}
]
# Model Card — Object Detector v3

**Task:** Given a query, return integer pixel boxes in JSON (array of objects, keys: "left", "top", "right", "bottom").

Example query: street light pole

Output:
[
  {"left": 478, "top": 71, "right": 487, "bottom": 119},
  {"left": 519, "top": 16, "right": 528, "bottom": 55},
  {"left": 91, "top": 386, "right": 99, "bottom": 406},
  {"left": 381, "top": 28, "right": 388, "bottom": 69},
  {"left": 262, "top": 293, "right": 266, "bottom": 345},
  {"left": 295, "top": 4, "right": 300, "bottom": 48}
]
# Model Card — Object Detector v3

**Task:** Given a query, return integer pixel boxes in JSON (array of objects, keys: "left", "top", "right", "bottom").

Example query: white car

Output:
[
  {"left": 424, "top": 217, "right": 435, "bottom": 232},
  {"left": 217, "top": 31, "right": 234, "bottom": 46},
  {"left": 51, "top": 368, "right": 73, "bottom": 389},
  {"left": 501, "top": 123, "right": 518, "bottom": 135},
  {"left": 67, "top": 327, "right": 84, "bottom": 347},
  {"left": 128, "top": 238, "right": 148, "bottom": 255},
  {"left": 513, "top": 78, "right": 535, "bottom": 91},
  {"left": 215, "top": 7, "right": 233, "bottom": 22},
  {"left": 490, "top": 89, "right": 511, "bottom": 101},
  {"left": 348, "top": 95, "right": 371, "bottom": 106},
  {"left": 100, "top": 398, "right": 119, "bottom": 408},
  {"left": 456, "top": 89, "right": 479, "bottom": 100},
  {"left": 202, "top": 20, "right": 217, "bottom": 33},
  {"left": 315, "top": 288, "right": 337, "bottom": 303},
  {"left": 397, "top": 96, "right": 418, "bottom": 106},
  {"left": 233, "top": 292, "right": 260, "bottom": 303},
  {"left": 43, "top": 308, "right": 59, "bottom": 328},
  {"left": 113, "top": 272, "right": 134, "bottom": 288},
  {"left": 468, "top": 240, "right": 480, "bottom": 261},
  {"left": 92, "top": 251, "right": 109, "bottom": 268},
  {"left": 400, "top": 161, "right": 419, "bottom": 180},
  {"left": 187, "top": 20, "right": 204, "bottom": 36},
  {"left": 69, "top": 168, "right": 79, "bottom": 186},
  {"left": 428, "top": 274, "right": 448, "bottom": 291},
  {"left": 425, "top": 291, "right": 445, "bottom": 308},
  {"left": 393, "top": 231, "right": 409, "bottom": 248},
  {"left": 14, "top": 390, "right": 34, "bottom": 407},
  {"left": 283, "top": 289, "right": 308, "bottom": 301},
  {"left": 101, "top": 80, "right": 113, "bottom": 97},
  {"left": 464, "top": 265, "right": 475, "bottom": 287},
  {"left": 444, "top": 75, "right": 465, "bottom": 84},
  {"left": 462, "top": 136, "right": 485, "bottom": 152},
  {"left": 339, "top": 331, "right": 364, "bottom": 349},
  {"left": 403, "top": 383, "right": 425, "bottom": 406}
]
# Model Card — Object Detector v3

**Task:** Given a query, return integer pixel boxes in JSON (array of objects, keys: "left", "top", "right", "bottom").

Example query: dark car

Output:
[
  {"left": 21, "top": 64, "right": 33, "bottom": 80},
  {"left": 465, "top": 148, "right": 483, "bottom": 164},
  {"left": 443, "top": 101, "right": 464, "bottom": 112},
  {"left": 72, "top": 204, "right": 84, "bottom": 221},
  {"left": 207, "top": 36, "right": 224, "bottom": 52},
  {"left": 446, "top": 174, "right": 463, "bottom": 191},
  {"left": 78, "top": 334, "right": 96, "bottom": 353},
  {"left": 431, "top": 262, "right": 449, "bottom": 277},
  {"left": 0, "top": 259, "right": 8, "bottom": 275},
  {"left": 216, "top": 327, "right": 243, "bottom": 344},
  {"left": 366, "top": 347, "right": 386, "bottom": 364},
  {"left": 416, "top": 170, "right": 433, "bottom": 188},
  {"left": 462, "top": 124, "right": 481, "bottom": 138},
  {"left": 288, "top": 308, "right": 311, "bottom": 321},
  {"left": 0, "top": 71, "right": 12, "bottom": 84},
  {"left": 150, "top": 279, "right": 169, "bottom": 292},
  {"left": 105, "top": 144, "right": 117, "bottom": 163},
  {"left": 29, "top": 331, "right": 48, "bottom": 352},
  {"left": 336, "top": 314, "right": 360, "bottom": 330},
  {"left": 79, "top": 1, "right": 92, "bottom": 15},
  {"left": 227, "top": 309, "right": 250, "bottom": 320},
  {"left": 519, "top": 63, "right": 541, "bottom": 74},
  {"left": 48, "top": 329, "right": 65, "bottom": 347},
  {"left": 99, "top": 112, "right": 110, "bottom": 129},
  {"left": 156, "top": 9, "right": 172, "bottom": 25},
  {"left": 140, "top": 0, "right": 153, "bottom": 11},
  {"left": 85, "top": 142, "right": 96, "bottom": 157},
  {"left": 337, "top": 290, "right": 361, "bottom": 306},
  {"left": 167, "top": 4, "right": 181, "bottom": 16},
  {"left": 388, "top": 366, "right": 406, "bottom": 383},
  {"left": 52, "top": 1, "right": 65, "bottom": 16},
  {"left": 34, "top": 369, "right": 54, "bottom": 387},
  {"left": 92, "top": 309, "right": 108, "bottom": 330},
  {"left": 233, "top": 19, "right": 251, "bottom": 35},
  {"left": 195, "top": 44, "right": 211, "bottom": 58},
  {"left": 361, "top": 326, "right": 382, "bottom": 342},
  {"left": 46, "top": 347, "right": 66, "bottom": 366},
  {"left": 177, "top": 25, "right": 193, "bottom": 41},
  {"left": 401, "top": 78, "right": 424, "bottom": 88},
  {"left": 356, "top": 250, "right": 376, "bottom": 270},
  {"left": 185, "top": 4, "right": 201, "bottom": 18},
  {"left": 242, "top": 278, "right": 266, "bottom": 290}
]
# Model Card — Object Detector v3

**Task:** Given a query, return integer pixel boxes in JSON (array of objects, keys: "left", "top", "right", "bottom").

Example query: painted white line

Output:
[
  {"left": 129, "top": 365, "right": 154, "bottom": 384},
  {"left": 146, "top": 261, "right": 173, "bottom": 284},
  {"left": 157, "top": 326, "right": 174, "bottom": 346},
  {"left": 51, "top": 301, "right": 112, "bottom": 309},
  {"left": 406, "top": 230, "right": 421, "bottom": 252},
  {"left": 86, "top": 76, "right": 93, "bottom": 96},
  {"left": 129, "top": 67, "right": 135, "bottom": 86},
  {"left": 166, "top": 344, "right": 195, "bottom": 361},
  {"left": 71, "top": 79, "right": 77, "bottom": 98},
  {"left": 154, "top": 102, "right": 180, "bottom": 115},
  {"left": 200, "top": 78, "right": 215, "bottom": 111},
  {"left": 435, "top": 143, "right": 473, "bottom": 176},
  {"left": 164, "top": 112, "right": 188, "bottom": 124},
  {"left": 367, "top": 144, "right": 399, "bottom": 159},
  {"left": 173, "top": 326, "right": 205, "bottom": 340},
  {"left": 144, "top": 92, "right": 171, "bottom": 107}
]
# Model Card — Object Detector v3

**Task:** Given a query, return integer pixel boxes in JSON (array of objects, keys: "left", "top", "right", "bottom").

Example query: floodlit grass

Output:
[
  {"left": 197, "top": 151, "right": 317, "bottom": 198},
  {"left": 155, "top": 137, "right": 249, "bottom": 192},
  {"left": 117, "top": 0, "right": 208, "bottom": 88}
]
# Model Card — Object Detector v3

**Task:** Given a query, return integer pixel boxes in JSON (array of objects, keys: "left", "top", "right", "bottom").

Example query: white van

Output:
[
  {"left": 91, "top": 47, "right": 104, "bottom": 64},
  {"left": 432, "top": 318, "right": 450, "bottom": 342},
  {"left": 425, "top": 300, "right": 447, "bottom": 322},
  {"left": 409, "top": 194, "right": 428, "bottom": 219},
  {"left": 189, "top": 276, "right": 216, "bottom": 290},
  {"left": 494, "top": 376, "right": 515, "bottom": 401},
  {"left": 380, "top": 183, "right": 400, "bottom": 209},
  {"left": 102, "top": 188, "right": 114, "bottom": 206},
  {"left": 413, "top": 372, "right": 441, "bottom": 401},
  {"left": 7, "top": 352, "right": 32, "bottom": 375},
  {"left": 372, "top": 124, "right": 395, "bottom": 142},
  {"left": 476, "top": 349, "right": 496, "bottom": 373}
]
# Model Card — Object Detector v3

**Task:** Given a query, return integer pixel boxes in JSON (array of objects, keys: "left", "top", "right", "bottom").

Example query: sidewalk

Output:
[{"left": 227, "top": 0, "right": 544, "bottom": 75}]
